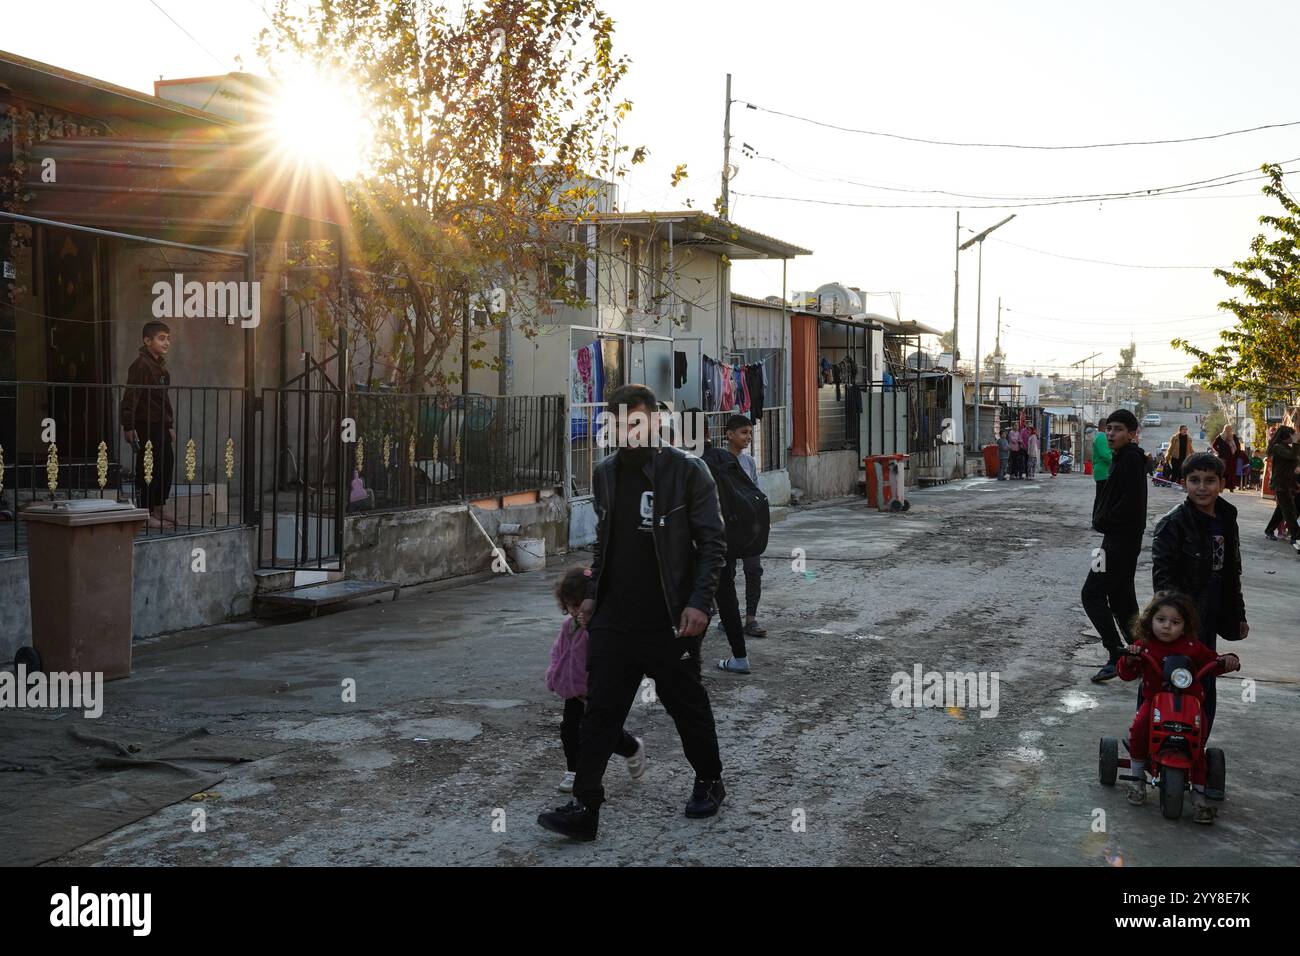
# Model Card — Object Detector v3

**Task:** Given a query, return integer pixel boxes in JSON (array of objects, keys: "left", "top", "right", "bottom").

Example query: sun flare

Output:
[{"left": 269, "top": 67, "right": 369, "bottom": 181}]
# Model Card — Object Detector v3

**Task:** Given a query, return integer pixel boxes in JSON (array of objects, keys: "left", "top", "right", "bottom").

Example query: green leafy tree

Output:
[{"left": 1174, "top": 164, "right": 1300, "bottom": 403}]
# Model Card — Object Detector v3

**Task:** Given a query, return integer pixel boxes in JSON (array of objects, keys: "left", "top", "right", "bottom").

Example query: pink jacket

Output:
[{"left": 546, "top": 617, "right": 589, "bottom": 700}]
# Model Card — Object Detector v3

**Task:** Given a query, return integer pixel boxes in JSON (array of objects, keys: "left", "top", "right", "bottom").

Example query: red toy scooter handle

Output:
[{"left": 1132, "top": 647, "right": 1229, "bottom": 683}]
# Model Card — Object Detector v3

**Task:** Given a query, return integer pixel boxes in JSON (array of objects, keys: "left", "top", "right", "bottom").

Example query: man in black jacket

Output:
[
  {"left": 1082, "top": 409, "right": 1148, "bottom": 683},
  {"left": 538, "top": 384, "right": 728, "bottom": 841}
]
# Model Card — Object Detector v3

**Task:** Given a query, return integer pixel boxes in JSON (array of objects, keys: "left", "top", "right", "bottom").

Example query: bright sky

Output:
[{"left": 8, "top": 0, "right": 1298, "bottom": 382}]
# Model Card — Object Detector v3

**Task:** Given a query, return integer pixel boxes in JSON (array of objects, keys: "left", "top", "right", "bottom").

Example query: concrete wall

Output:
[
  {"left": 0, "top": 525, "right": 255, "bottom": 659},
  {"left": 344, "top": 495, "right": 570, "bottom": 587},
  {"left": 132, "top": 527, "right": 256, "bottom": 636},
  {"left": 788, "top": 450, "right": 860, "bottom": 501},
  {"left": 757, "top": 468, "right": 791, "bottom": 507}
]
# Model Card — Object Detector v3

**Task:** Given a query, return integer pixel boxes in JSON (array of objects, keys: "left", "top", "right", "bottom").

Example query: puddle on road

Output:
[
  {"left": 1007, "top": 746, "right": 1046, "bottom": 765},
  {"left": 848, "top": 633, "right": 887, "bottom": 642},
  {"left": 1039, "top": 715, "right": 1062, "bottom": 726},
  {"left": 804, "top": 628, "right": 836, "bottom": 635},
  {"left": 1058, "top": 691, "right": 1099, "bottom": 714},
  {"left": 1019, "top": 730, "right": 1044, "bottom": 742}
]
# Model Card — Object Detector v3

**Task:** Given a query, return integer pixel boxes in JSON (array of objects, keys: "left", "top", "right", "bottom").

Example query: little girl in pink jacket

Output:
[{"left": 547, "top": 566, "right": 646, "bottom": 793}]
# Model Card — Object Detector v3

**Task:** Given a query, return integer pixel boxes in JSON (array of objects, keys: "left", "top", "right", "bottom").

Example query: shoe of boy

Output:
[
  {"left": 718, "top": 656, "right": 750, "bottom": 674},
  {"left": 1265, "top": 531, "right": 1278, "bottom": 541},
  {"left": 743, "top": 620, "right": 768, "bottom": 638},
  {"left": 625, "top": 737, "right": 648, "bottom": 780},
  {"left": 558, "top": 770, "right": 576, "bottom": 793},
  {"left": 1292, "top": 540, "right": 1300, "bottom": 555},
  {"left": 685, "top": 778, "right": 726, "bottom": 818},
  {"left": 537, "top": 800, "right": 599, "bottom": 841},
  {"left": 1090, "top": 660, "right": 1119, "bottom": 683}
]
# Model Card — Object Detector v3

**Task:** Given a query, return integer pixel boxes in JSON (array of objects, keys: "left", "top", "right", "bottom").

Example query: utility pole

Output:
[
  {"left": 995, "top": 296, "right": 1002, "bottom": 395},
  {"left": 959, "top": 214, "right": 1015, "bottom": 453},
  {"left": 951, "top": 211, "right": 960, "bottom": 363},
  {"left": 721, "top": 73, "right": 732, "bottom": 220}
]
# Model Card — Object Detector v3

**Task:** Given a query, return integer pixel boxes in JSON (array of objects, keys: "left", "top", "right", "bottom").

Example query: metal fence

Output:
[
  {"left": 0, "top": 380, "right": 247, "bottom": 557},
  {"left": 257, "top": 389, "right": 565, "bottom": 569},
  {"left": 702, "top": 406, "right": 787, "bottom": 473}
]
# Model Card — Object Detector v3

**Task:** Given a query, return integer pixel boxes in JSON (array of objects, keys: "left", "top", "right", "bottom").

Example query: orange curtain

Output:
[{"left": 790, "top": 314, "right": 818, "bottom": 456}]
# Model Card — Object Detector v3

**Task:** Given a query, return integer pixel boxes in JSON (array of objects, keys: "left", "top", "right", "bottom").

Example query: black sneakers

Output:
[
  {"left": 537, "top": 800, "right": 599, "bottom": 841},
  {"left": 1090, "top": 661, "right": 1119, "bottom": 683},
  {"left": 685, "top": 778, "right": 726, "bottom": 818}
]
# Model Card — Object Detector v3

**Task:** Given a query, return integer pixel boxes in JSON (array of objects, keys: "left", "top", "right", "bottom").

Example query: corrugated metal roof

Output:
[
  {"left": 580, "top": 210, "right": 811, "bottom": 259},
  {"left": 0, "top": 48, "right": 237, "bottom": 129}
]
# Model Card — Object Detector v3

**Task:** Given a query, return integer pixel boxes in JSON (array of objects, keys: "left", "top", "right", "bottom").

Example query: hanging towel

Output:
[
  {"left": 745, "top": 364, "right": 765, "bottom": 421},
  {"left": 674, "top": 351, "right": 688, "bottom": 389}
]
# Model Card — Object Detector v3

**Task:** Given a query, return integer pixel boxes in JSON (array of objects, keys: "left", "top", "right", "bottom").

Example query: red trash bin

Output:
[{"left": 982, "top": 443, "right": 1000, "bottom": 478}]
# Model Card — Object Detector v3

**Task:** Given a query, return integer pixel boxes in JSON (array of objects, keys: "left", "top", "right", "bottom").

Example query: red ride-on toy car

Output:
[{"left": 1099, "top": 649, "right": 1230, "bottom": 820}]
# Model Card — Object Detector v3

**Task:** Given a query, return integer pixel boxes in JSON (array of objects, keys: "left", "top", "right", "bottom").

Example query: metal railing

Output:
[
  {"left": 258, "top": 388, "right": 565, "bottom": 569},
  {"left": 701, "top": 406, "right": 787, "bottom": 473},
  {"left": 0, "top": 380, "right": 247, "bottom": 557}
]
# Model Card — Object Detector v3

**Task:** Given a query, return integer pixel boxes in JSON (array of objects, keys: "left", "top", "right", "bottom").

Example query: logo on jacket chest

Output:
[{"left": 639, "top": 491, "right": 654, "bottom": 531}]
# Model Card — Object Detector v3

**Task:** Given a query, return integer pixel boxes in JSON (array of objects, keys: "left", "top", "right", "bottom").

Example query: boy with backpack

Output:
[{"left": 702, "top": 415, "right": 771, "bottom": 674}]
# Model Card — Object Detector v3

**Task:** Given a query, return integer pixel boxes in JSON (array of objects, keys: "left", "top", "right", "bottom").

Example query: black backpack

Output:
[{"left": 703, "top": 447, "right": 770, "bottom": 558}]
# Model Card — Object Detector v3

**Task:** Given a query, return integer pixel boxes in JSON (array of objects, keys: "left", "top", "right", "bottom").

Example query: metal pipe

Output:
[{"left": 0, "top": 209, "right": 247, "bottom": 258}]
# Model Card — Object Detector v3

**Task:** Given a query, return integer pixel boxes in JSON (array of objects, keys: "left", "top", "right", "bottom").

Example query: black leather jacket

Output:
[
  {"left": 1152, "top": 497, "right": 1246, "bottom": 639},
  {"left": 586, "top": 445, "right": 727, "bottom": 629}
]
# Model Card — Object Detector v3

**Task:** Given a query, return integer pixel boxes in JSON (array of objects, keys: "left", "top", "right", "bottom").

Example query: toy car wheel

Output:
[
  {"left": 14, "top": 646, "right": 41, "bottom": 673},
  {"left": 1099, "top": 737, "right": 1119, "bottom": 785},
  {"left": 889, "top": 499, "right": 902, "bottom": 512},
  {"left": 901, "top": 500, "right": 912, "bottom": 512},
  {"left": 1205, "top": 748, "right": 1226, "bottom": 799},
  {"left": 1159, "top": 766, "right": 1186, "bottom": 820}
]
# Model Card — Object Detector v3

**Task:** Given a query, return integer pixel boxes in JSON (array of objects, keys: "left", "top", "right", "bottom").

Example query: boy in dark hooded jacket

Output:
[{"left": 1082, "top": 409, "right": 1148, "bottom": 683}]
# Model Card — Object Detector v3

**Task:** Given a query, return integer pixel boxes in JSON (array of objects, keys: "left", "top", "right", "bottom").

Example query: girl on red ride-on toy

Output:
[{"left": 1116, "top": 592, "right": 1240, "bottom": 823}]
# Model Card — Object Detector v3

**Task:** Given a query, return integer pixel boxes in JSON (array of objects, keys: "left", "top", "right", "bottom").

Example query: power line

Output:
[
  {"left": 986, "top": 237, "right": 1213, "bottom": 270},
  {"left": 733, "top": 166, "right": 1296, "bottom": 210},
  {"left": 148, "top": 0, "right": 229, "bottom": 70},
  {"left": 740, "top": 101, "right": 1300, "bottom": 151},
  {"left": 752, "top": 151, "right": 1297, "bottom": 204}
]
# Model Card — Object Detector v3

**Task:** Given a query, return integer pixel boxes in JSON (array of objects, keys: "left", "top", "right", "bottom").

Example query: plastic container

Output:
[
  {"left": 982, "top": 443, "right": 1000, "bottom": 478},
  {"left": 22, "top": 499, "right": 149, "bottom": 680},
  {"left": 512, "top": 537, "right": 546, "bottom": 571}
]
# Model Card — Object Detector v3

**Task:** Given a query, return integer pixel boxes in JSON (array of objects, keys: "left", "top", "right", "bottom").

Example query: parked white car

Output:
[{"left": 1142, "top": 413, "right": 1162, "bottom": 426}]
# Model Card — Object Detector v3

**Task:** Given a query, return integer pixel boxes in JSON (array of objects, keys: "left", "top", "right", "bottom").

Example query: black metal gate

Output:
[{"left": 256, "top": 361, "right": 346, "bottom": 571}]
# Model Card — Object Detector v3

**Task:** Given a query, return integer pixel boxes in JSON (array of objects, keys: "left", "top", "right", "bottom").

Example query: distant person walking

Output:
[
  {"left": 1263, "top": 426, "right": 1300, "bottom": 551},
  {"left": 1168, "top": 424, "right": 1193, "bottom": 485},
  {"left": 997, "top": 429, "right": 1011, "bottom": 480},
  {"left": 1026, "top": 426, "right": 1040, "bottom": 479},
  {"left": 1212, "top": 425, "right": 1243, "bottom": 492},
  {"left": 1008, "top": 426, "right": 1023, "bottom": 479},
  {"left": 1091, "top": 417, "right": 1112, "bottom": 512}
]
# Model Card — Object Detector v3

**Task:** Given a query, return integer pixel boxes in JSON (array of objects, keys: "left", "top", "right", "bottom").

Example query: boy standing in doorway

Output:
[{"left": 120, "top": 321, "right": 176, "bottom": 530}]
